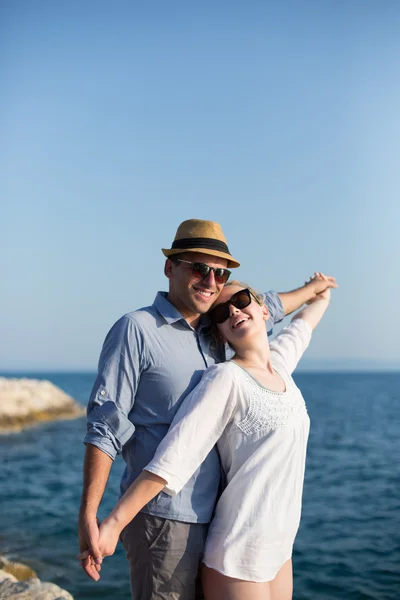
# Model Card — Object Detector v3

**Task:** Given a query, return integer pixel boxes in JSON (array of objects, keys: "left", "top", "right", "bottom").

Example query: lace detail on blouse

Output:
[{"left": 236, "top": 374, "right": 307, "bottom": 435}]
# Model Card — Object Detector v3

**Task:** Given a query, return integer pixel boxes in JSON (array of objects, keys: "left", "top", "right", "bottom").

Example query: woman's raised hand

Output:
[
  {"left": 293, "top": 272, "right": 334, "bottom": 329},
  {"left": 306, "top": 272, "right": 336, "bottom": 304}
]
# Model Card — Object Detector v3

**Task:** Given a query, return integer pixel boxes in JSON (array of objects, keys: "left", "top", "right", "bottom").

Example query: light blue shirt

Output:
[{"left": 85, "top": 291, "right": 284, "bottom": 523}]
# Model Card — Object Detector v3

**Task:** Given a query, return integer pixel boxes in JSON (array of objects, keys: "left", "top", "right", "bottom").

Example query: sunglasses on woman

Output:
[
  {"left": 209, "top": 288, "right": 261, "bottom": 324},
  {"left": 176, "top": 259, "right": 231, "bottom": 284}
]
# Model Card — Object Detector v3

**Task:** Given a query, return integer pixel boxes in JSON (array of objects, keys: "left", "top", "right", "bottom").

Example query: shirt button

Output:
[{"left": 100, "top": 389, "right": 106, "bottom": 396}]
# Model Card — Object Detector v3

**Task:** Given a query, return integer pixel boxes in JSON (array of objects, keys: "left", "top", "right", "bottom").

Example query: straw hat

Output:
[{"left": 162, "top": 219, "right": 240, "bottom": 268}]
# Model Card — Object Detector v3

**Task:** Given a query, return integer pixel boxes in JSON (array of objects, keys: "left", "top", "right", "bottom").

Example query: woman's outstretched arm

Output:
[
  {"left": 291, "top": 286, "right": 331, "bottom": 330},
  {"left": 269, "top": 282, "right": 333, "bottom": 375},
  {"left": 83, "top": 471, "right": 167, "bottom": 561},
  {"left": 78, "top": 364, "right": 236, "bottom": 565}
]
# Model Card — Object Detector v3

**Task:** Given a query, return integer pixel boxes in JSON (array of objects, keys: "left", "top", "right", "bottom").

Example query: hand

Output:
[
  {"left": 314, "top": 286, "right": 331, "bottom": 302},
  {"left": 77, "top": 516, "right": 121, "bottom": 566},
  {"left": 306, "top": 272, "right": 337, "bottom": 304},
  {"left": 98, "top": 516, "right": 121, "bottom": 558},
  {"left": 78, "top": 513, "right": 103, "bottom": 581}
]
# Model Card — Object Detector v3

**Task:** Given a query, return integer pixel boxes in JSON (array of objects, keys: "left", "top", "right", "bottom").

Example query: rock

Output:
[
  {"left": 0, "top": 570, "right": 17, "bottom": 583},
  {"left": 0, "top": 569, "right": 74, "bottom": 599},
  {"left": 0, "top": 557, "right": 36, "bottom": 580},
  {"left": 0, "top": 558, "right": 73, "bottom": 599},
  {"left": 0, "top": 377, "right": 85, "bottom": 434}
]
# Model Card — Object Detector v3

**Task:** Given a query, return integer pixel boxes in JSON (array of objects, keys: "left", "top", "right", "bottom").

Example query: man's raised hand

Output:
[{"left": 305, "top": 273, "right": 337, "bottom": 303}]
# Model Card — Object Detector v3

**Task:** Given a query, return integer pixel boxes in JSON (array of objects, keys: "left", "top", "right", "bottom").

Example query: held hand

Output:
[
  {"left": 78, "top": 515, "right": 122, "bottom": 566},
  {"left": 97, "top": 516, "right": 122, "bottom": 558},
  {"left": 314, "top": 286, "right": 331, "bottom": 302},
  {"left": 306, "top": 272, "right": 337, "bottom": 304},
  {"left": 78, "top": 513, "right": 103, "bottom": 581}
]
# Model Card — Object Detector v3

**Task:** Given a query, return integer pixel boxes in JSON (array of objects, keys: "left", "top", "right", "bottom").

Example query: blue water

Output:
[{"left": 0, "top": 372, "right": 399, "bottom": 599}]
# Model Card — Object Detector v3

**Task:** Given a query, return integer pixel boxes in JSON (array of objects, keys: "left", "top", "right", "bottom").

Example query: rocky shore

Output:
[
  {"left": 0, "top": 377, "right": 85, "bottom": 434},
  {"left": 0, "top": 556, "right": 73, "bottom": 599}
]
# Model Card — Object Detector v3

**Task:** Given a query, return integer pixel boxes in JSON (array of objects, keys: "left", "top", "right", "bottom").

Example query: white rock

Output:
[
  {"left": 0, "top": 565, "right": 74, "bottom": 599},
  {"left": 0, "top": 377, "right": 85, "bottom": 433},
  {"left": 0, "top": 569, "right": 18, "bottom": 583}
]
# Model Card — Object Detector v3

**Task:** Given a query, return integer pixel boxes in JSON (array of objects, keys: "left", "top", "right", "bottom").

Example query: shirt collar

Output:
[{"left": 153, "top": 292, "right": 211, "bottom": 332}]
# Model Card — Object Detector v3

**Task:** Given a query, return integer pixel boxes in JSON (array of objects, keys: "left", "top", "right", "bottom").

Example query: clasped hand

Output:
[
  {"left": 306, "top": 272, "right": 337, "bottom": 303},
  {"left": 77, "top": 517, "right": 120, "bottom": 581}
]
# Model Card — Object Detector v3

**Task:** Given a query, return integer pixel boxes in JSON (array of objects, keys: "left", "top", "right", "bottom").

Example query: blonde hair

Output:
[
  {"left": 209, "top": 281, "right": 265, "bottom": 359},
  {"left": 224, "top": 280, "right": 265, "bottom": 306}
]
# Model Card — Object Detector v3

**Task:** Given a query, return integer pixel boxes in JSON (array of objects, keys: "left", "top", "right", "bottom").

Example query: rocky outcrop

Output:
[
  {"left": 0, "top": 557, "right": 37, "bottom": 580},
  {"left": 0, "top": 557, "right": 73, "bottom": 599},
  {"left": 0, "top": 377, "right": 85, "bottom": 434}
]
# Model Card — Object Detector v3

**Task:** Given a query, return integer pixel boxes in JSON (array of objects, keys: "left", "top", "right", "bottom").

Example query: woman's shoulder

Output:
[
  {"left": 204, "top": 361, "right": 237, "bottom": 377},
  {"left": 185, "top": 362, "right": 239, "bottom": 408},
  {"left": 199, "top": 362, "right": 239, "bottom": 387}
]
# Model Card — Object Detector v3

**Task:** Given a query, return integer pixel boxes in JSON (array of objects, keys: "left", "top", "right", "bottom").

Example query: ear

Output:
[
  {"left": 164, "top": 259, "right": 174, "bottom": 279},
  {"left": 261, "top": 304, "right": 270, "bottom": 321}
]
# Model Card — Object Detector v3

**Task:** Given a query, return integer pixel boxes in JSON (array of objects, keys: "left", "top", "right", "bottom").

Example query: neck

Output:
[
  {"left": 232, "top": 333, "right": 272, "bottom": 372},
  {"left": 185, "top": 314, "right": 201, "bottom": 328}
]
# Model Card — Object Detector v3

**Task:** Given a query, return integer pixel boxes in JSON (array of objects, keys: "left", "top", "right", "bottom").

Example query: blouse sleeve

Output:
[
  {"left": 145, "top": 364, "right": 236, "bottom": 496},
  {"left": 269, "top": 318, "right": 312, "bottom": 375}
]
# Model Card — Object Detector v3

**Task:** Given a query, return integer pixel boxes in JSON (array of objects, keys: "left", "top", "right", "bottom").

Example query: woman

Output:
[{"left": 79, "top": 280, "right": 331, "bottom": 599}]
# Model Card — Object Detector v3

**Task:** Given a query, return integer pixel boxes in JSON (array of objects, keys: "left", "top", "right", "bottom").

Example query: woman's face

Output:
[{"left": 213, "top": 284, "right": 269, "bottom": 347}]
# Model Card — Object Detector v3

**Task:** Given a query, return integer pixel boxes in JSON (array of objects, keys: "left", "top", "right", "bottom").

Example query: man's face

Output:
[{"left": 165, "top": 252, "right": 229, "bottom": 319}]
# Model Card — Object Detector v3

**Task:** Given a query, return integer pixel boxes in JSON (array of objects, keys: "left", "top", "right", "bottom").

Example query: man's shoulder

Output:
[
  {"left": 118, "top": 304, "right": 160, "bottom": 331},
  {"left": 123, "top": 304, "right": 157, "bottom": 321},
  {"left": 102, "top": 305, "right": 160, "bottom": 352}
]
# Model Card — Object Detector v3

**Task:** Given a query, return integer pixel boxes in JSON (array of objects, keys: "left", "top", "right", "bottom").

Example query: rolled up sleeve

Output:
[
  {"left": 264, "top": 291, "right": 284, "bottom": 336},
  {"left": 85, "top": 315, "right": 145, "bottom": 459}
]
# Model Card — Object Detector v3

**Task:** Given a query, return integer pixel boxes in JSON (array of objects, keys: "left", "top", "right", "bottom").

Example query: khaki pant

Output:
[{"left": 120, "top": 513, "right": 209, "bottom": 600}]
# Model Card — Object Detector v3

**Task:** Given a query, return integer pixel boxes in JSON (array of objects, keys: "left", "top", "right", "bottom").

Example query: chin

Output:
[
  {"left": 227, "top": 329, "right": 251, "bottom": 344},
  {"left": 190, "top": 297, "right": 214, "bottom": 313},
  {"left": 194, "top": 303, "right": 212, "bottom": 315}
]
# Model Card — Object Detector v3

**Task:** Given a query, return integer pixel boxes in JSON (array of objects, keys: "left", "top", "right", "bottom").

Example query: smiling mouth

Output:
[
  {"left": 232, "top": 318, "right": 249, "bottom": 329},
  {"left": 193, "top": 287, "right": 214, "bottom": 299}
]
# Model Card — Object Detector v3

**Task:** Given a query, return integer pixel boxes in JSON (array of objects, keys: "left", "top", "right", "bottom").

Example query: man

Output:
[{"left": 79, "top": 218, "right": 336, "bottom": 599}]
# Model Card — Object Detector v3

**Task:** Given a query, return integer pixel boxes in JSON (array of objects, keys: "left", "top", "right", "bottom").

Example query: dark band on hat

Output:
[{"left": 172, "top": 237, "right": 230, "bottom": 254}]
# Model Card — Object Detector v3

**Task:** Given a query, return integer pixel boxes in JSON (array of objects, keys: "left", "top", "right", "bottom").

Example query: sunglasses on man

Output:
[
  {"left": 175, "top": 259, "right": 231, "bottom": 284},
  {"left": 209, "top": 288, "right": 261, "bottom": 324}
]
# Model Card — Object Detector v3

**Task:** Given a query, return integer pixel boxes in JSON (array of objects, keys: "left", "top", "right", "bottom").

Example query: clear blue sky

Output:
[{"left": 2, "top": 1, "right": 399, "bottom": 370}]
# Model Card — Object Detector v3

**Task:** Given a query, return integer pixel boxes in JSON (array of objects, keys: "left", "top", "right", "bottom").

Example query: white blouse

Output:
[{"left": 146, "top": 318, "right": 312, "bottom": 582}]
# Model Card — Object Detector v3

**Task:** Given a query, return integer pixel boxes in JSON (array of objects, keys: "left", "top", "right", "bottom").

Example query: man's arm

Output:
[
  {"left": 78, "top": 315, "right": 143, "bottom": 580},
  {"left": 278, "top": 272, "right": 337, "bottom": 316},
  {"left": 78, "top": 444, "right": 113, "bottom": 581},
  {"left": 78, "top": 471, "right": 167, "bottom": 563}
]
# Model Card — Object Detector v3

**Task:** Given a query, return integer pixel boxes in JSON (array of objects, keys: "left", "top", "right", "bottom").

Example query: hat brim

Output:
[{"left": 162, "top": 247, "right": 240, "bottom": 269}]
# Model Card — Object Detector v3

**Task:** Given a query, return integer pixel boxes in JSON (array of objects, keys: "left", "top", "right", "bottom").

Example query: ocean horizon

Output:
[{"left": 1, "top": 371, "right": 399, "bottom": 599}]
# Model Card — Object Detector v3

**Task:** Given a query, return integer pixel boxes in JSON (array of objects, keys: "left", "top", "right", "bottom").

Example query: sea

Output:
[{"left": 0, "top": 371, "right": 399, "bottom": 600}]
